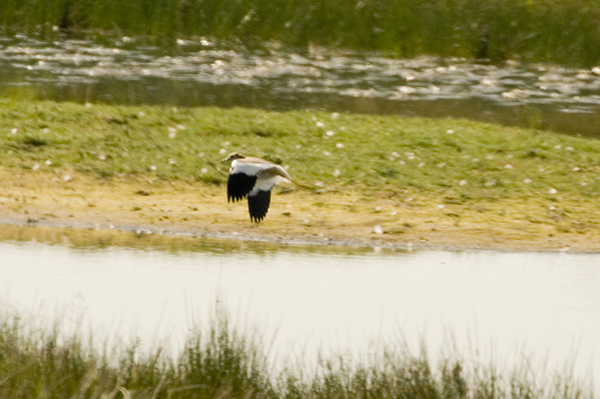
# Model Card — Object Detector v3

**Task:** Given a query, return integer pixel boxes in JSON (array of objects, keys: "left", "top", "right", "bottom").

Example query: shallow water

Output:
[
  {"left": 1, "top": 239, "right": 599, "bottom": 386},
  {"left": 2, "top": 36, "right": 600, "bottom": 136}
]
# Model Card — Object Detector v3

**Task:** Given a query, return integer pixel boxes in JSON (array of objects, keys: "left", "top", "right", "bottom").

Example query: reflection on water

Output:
[
  {"left": 2, "top": 36, "right": 600, "bottom": 136},
  {"left": 1, "top": 239, "right": 599, "bottom": 385}
]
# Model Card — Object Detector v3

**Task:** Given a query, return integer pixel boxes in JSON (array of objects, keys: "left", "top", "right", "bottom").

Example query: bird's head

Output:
[{"left": 222, "top": 152, "right": 245, "bottom": 163}]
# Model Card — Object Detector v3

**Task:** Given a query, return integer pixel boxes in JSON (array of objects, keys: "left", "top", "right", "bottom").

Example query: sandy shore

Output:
[{"left": 1, "top": 169, "right": 599, "bottom": 252}]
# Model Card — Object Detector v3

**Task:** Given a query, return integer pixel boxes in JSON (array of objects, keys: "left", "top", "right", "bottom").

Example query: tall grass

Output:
[
  {"left": 0, "top": 307, "right": 275, "bottom": 399},
  {"left": 1, "top": 0, "right": 600, "bottom": 66},
  {"left": 0, "top": 305, "right": 593, "bottom": 399}
]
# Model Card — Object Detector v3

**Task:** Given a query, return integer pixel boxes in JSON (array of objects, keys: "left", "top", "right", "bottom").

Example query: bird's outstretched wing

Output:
[
  {"left": 226, "top": 158, "right": 295, "bottom": 222},
  {"left": 248, "top": 189, "right": 271, "bottom": 223},
  {"left": 227, "top": 172, "right": 257, "bottom": 202}
]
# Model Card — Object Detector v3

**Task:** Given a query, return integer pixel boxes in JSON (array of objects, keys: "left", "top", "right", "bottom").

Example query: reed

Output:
[
  {"left": 0, "top": 306, "right": 593, "bottom": 399},
  {"left": 1, "top": 0, "right": 600, "bottom": 66}
]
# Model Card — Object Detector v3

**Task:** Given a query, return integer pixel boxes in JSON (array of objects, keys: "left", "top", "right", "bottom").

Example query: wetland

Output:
[{"left": 1, "top": 33, "right": 600, "bottom": 398}]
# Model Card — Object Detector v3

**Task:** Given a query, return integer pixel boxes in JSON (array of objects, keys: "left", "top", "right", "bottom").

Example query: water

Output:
[
  {"left": 3, "top": 36, "right": 600, "bottom": 136},
  {"left": 1, "top": 239, "right": 599, "bottom": 386}
]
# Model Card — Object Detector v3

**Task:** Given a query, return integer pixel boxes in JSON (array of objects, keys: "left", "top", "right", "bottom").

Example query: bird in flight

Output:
[{"left": 222, "top": 152, "right": 295, "bottom": 222}]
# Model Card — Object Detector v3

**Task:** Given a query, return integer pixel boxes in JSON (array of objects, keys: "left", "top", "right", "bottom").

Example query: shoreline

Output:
[
  {"left": 1, "top": 169, "right": 598, "bottom": 253},
  {"left": 0, "top": 218, "right": 593, "bottom": 254}
]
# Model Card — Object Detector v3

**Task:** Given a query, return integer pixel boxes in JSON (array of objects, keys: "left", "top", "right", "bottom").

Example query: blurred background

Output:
[{"left": 2, "top": 0, "right": 600, "bottom": 136}]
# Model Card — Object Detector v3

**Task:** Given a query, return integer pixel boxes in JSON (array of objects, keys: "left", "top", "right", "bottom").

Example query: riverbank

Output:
[
  {"left": 1, "top": 168, "right": 599, "bottom": 252},
  {"left": 1, "top": 100, "right": 599, "bottom": 252}
]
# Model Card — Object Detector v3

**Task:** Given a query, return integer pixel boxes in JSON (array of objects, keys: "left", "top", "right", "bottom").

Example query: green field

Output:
[
  {"left": 1, "top": 98, "right": 600, "bottom": 207},
  {"left": 2, "top": 0, "right": 600, "bottom": 66}
]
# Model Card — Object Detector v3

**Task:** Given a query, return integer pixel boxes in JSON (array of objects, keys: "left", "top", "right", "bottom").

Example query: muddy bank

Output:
[{"left": 1, "top": 169, "right": 599, "bottom": 252}]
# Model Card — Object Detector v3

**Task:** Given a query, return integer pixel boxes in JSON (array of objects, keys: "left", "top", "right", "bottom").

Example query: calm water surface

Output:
[
  {"left": 3, "top": 36, "right": 600, "bottom": 136},
  {"left": 1, "top": 240, "right": 599, "bottom": 385}
]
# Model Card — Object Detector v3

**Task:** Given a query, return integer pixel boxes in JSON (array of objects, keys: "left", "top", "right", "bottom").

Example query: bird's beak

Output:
[{"left": 221, "top": 156, "right": 230, "bottom": 163}]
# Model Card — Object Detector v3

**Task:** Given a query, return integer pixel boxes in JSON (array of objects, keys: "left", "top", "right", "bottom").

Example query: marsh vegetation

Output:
[
  {"left": 0, "top": 305, "right": 593, "bottom": 399},
  {"left": 3, "top": 0, "right": 600, "bottom": 66}
]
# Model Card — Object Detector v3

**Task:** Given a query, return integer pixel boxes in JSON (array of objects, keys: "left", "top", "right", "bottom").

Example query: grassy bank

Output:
[
  {"left": 2, "top": 0, "right": 600, "bottom": 66},
  {"left": 0, "top": 306, "right": 593, "bottom": 399},
  {"left": 1, "top": 99, "right": 600, "bottom": 250},
  {"left": 1, "top": 98, "right": 600, "bottom": 204}
]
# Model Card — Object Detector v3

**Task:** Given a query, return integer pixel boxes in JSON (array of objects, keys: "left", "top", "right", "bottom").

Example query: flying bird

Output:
[{"left": 222, "top": 152, "right": 294, "bottom": 223}]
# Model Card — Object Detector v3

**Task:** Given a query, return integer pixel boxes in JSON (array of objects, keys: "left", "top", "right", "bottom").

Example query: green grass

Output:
[
  {"left": 0, "top": 306, "right": 273, "bottom": 399},
  {"left": 0, "top": 305, "right": 593, "bottom": 399},
  {"left": 1, "top": 98, "right": 600, "bottom": 207},
  {"left": 2, "top": 0, "right": 600, "bottom": 66}
]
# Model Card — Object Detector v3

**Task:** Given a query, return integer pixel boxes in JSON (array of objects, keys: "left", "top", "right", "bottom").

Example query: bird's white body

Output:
[
  {"left": 223, "top": 153, "right": 292, "bottom": 222},
  {"left": 231, "top": 159, "right": 291, "bottom": 196}
]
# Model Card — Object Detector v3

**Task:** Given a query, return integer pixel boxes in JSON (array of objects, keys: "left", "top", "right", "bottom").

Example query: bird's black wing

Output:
[
  {"left": 228, "top": 173, "right": 257, "bottom": 202},
  {"left": 247, "top": 190, "right": 271, "bottom": 223}
]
